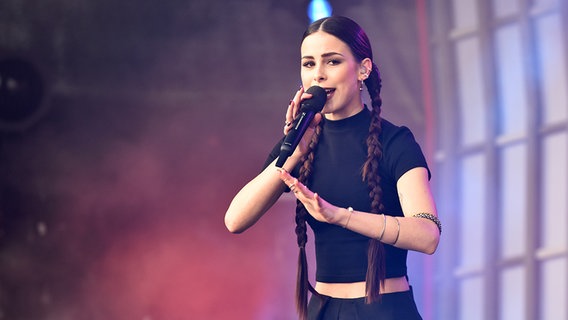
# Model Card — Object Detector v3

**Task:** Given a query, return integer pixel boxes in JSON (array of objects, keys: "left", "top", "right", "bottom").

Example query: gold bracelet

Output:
[
  {"left": 344, "top": 207, "right": 354, "bottom": 228},
  {"left": 378, "top": 214, "right": 386, "bottom": 240},
  {"left": 392, "top": 217, "right": 401, "bottom": 245}
]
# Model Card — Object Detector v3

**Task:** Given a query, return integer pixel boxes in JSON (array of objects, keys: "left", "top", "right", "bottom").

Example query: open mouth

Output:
[{"left": 324, "top": 88, "right": 335, "bottom": 97}]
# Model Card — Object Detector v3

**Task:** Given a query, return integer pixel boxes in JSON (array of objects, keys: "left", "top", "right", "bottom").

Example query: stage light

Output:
[
  {"left": 307, "top": 0, "right": 332, "bottom": 22},
  {"left": 0, "top": 58, "right": 46, "bottom": 131}
]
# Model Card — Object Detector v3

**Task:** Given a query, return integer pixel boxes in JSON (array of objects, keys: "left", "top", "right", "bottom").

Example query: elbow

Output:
[
  {"left": 424, "top": 244, "right": 438, "bottom": 255},
  {"left": 224, "top": 212, "right": 246, "bottom": 234},
  {"left": 415, "top": 217, "right": 441, "bottom": 255},
  {"left": 226, "top": 224, "right": 245, "bottom": 234},
  {"left": 423, "top": 232, "right": 440, "bottom": 255},
  {"left": 225, "top": 224, "right": 240, "bottom": 234},
  {"left": 224, "top": 217, "right": 241, "bottom": 234}
]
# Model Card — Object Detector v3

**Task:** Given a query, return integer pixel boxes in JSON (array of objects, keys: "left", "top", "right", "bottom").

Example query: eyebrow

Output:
[{"left": 301, "top": 52, "right": 345, "bottom": 59}]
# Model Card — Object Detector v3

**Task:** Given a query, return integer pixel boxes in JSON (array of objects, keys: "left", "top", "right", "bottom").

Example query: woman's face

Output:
[{"left": 300, "top": 31, "right": 370, "bottom": 120}]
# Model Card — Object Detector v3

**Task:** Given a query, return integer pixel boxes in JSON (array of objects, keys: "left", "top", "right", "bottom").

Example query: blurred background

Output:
[{"left": 0, "top": 0, "right": 566, "bottom": 319}]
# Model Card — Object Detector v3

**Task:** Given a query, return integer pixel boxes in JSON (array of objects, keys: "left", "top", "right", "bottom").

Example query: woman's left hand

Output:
[{"left": 278, "top": 169, "right": 340, "bottom": 224}]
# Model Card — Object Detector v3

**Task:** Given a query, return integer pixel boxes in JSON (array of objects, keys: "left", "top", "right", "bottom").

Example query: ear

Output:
[{"left": 358, "top": 58, "right": 373, "bottom": 81}]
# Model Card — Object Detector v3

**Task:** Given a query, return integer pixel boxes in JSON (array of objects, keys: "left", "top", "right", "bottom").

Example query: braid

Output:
[
  {"left": 294, "top": 122, "right": 323, "bottom": 320},
  {"left": 363, "top": 62, "right": 383, "bottom": 179},
  {"left": 362, "top": 63, "right": 386, "bottom": 303}
]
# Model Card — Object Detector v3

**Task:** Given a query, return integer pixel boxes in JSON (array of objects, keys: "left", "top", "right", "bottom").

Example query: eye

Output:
[
  {"left": 302, "top": 60, "right": 315, "bottom": 68},
  {"left": 328, "top": 59, "right": 342, "bottom": 65}
]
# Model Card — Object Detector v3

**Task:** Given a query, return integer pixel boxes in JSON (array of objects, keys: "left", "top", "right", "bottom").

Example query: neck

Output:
[{"left": 324, "top": 102, "right": 365, "bottom": 121}]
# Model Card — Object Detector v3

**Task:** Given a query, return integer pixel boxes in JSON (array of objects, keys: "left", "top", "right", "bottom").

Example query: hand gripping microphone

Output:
[{"left": 275, "top": 86, "right": 327, "bottom": 168}]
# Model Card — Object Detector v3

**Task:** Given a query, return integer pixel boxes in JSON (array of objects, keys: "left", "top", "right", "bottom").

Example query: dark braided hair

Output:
[
  {"left": 294, "top": 16, "right": 386, "bottom": 319},
  {"left": 362, "top": 61, "right": 385, "bottom": 303},
  {"left": 295, "top": 124, "right": 322, "bottom": 320}
]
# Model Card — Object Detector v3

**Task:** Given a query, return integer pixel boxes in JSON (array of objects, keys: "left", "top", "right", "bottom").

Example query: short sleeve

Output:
[{"left": 381, "top": 124, "right": 430, "bottom": 182}]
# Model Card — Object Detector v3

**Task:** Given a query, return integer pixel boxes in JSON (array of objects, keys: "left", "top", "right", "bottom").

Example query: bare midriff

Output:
[{"left": 315, "top": 276, "right": 409, "bottom": 298}]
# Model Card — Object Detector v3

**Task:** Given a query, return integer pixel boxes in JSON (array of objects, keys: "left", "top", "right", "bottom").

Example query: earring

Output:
[{"left": 359, "top": 81, "right": 363, "bottom": 91}]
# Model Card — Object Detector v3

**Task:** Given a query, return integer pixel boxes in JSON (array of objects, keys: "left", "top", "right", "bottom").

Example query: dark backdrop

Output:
[{"left": 0, "top": 1, "right": 428, "bottom": 319}]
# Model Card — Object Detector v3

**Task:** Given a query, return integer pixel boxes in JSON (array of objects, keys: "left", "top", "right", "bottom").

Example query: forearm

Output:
[
  {"left": 337, "top": 208, "right": 440, "bottom": 254},
  {"left": 278, "top": 166, "right": 440, "bottom": 253},
  {"left": 224, "top": 157, "right": 299, "bottom": 233}
]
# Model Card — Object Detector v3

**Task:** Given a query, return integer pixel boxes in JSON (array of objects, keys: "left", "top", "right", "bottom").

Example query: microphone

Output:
[{"left": 275, "top": 85, "right": 327, "bottom": 168}]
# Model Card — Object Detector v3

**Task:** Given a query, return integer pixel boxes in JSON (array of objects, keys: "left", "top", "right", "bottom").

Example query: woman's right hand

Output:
[{"left": 283, "top": 87, "right": 323, "bottom": 160}]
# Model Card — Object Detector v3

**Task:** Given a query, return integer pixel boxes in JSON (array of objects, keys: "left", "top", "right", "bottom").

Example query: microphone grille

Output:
[{"left": 301, "top": 86, "right": 327, "bottom": 112}]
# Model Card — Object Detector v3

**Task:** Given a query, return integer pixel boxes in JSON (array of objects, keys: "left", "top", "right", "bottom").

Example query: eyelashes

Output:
[{"left": 301, "top": 59, "right": 342, "bottom": 68}]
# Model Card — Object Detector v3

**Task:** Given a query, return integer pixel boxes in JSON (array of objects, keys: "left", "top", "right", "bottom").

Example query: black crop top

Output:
[{"left": 264, "top": 108, "right": 430, "bottom": 282}]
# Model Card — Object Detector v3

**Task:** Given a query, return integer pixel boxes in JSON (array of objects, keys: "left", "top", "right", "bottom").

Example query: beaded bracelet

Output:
[{"left": 413, "top": 213, "right": 442, "bottom": 234}]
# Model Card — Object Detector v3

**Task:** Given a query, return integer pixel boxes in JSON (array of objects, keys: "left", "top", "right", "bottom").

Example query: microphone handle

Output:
[{"left": 275, "top": 110, "right": 316, "bottom": 168}]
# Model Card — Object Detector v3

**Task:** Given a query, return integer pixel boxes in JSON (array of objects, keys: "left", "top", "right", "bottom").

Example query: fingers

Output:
[
  {"left": 284, "top": 99, "right": 294, "bottom": 134},
  {"left": 289, "top": 179, "right": 299, "bottom": 192},
  {"left": 312, "top": 192, "right": 325, "bottom": 214},
  {"left": 284, "top": 87, "right": 307, "bottom": 135},
  {"left": 277, "top": 168, "right": 300, "bottom": 192},
  {"left": 310, "top": 112, "right": 322, "bottom": 128},
  {"left": 291, "top": 86, "right": 304, "bottom": 118},
  {"left": 278, "top": 168, "right": 327, "bottom": 221},
  {"left": 288, "top": 178, "right": 317, "bottom": 204},
  {"left": 277, "top": 168, "right": 314, "bottom": 201},
  {"left": 277, "top": 168, "right": 294, "bottom": 187}
]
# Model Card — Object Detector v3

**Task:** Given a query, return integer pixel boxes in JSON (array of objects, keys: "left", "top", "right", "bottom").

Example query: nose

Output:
[{"left": 313, "top": 65, "right": 326, "bottom": 83}]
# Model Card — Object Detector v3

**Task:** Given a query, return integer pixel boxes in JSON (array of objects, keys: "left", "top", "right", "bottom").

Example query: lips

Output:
[{"left": 324, "top": 88, "right": 335, "bottom": 98}]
